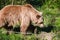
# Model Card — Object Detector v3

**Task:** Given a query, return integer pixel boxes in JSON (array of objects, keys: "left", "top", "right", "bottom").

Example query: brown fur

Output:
[{"left": 0, "top": 4, "right": 44, "bottom": 34}]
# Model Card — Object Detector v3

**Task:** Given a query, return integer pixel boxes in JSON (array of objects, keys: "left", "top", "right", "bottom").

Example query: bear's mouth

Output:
[
  {"left": 37, "top": 22, "right": 44, "bottom": 27},
  {"left": 39, "top": 22, "right": 43, "bottom": 24}
]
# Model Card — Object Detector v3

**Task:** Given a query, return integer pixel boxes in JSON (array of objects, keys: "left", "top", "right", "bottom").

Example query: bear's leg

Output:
[{"left": 20, "top": 16, "right": 30, "bottom": 34}]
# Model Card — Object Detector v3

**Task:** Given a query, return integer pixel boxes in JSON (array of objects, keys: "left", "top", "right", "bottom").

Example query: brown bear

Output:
[{"left": 0, "top": 4, "right": 44, "bottom": 34}]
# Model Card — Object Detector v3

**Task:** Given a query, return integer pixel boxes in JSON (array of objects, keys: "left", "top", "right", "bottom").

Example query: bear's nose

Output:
[{"left": 40, "top": 24, "right": 44, "bottom": 28}]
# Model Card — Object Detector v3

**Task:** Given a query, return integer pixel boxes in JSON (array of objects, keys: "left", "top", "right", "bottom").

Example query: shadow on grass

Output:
[
  {"left": 2, "top": 22, "right": 54, "bottom": 34},
  {"left": 27, "top": 24, "right": 54, "bottom": 34}
]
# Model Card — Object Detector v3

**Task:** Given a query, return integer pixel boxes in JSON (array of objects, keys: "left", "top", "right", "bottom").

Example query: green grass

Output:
[
  {"left": 0, "top": 32, "right": 37, "bottom": 40},
  {"left": 0, "top": 0, "right": 60, "bottom": 40}
]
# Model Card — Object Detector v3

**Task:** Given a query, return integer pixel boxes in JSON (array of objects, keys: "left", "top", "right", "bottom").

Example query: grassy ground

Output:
[
  {"left": 0, "top": 27, "right": 60, "bottom": 40},
  {"left": 0, "top": 0, "right": 60, "bottom": 40},
  {"left": 0, "top": 31, "right": 60, "bottom": 40}
]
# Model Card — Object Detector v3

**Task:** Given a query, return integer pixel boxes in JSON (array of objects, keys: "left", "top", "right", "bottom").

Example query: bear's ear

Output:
[{"left": 25, "top": 4, "right": 33, "bottom": 8}]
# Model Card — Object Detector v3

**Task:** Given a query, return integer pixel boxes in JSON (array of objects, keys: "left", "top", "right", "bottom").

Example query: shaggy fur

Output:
[{"left": 0, "top": 4, "right": 44, "bottom": 34}]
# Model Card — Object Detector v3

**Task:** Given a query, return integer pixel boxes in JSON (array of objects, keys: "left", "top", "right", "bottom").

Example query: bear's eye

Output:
[{"left": 36, "top": 15, "right": 41, "bottom": 19}]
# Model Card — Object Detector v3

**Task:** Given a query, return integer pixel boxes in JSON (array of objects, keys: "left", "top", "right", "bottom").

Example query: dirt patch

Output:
[{"left": 36, "top": 32, "right": 55, "bottom": 40}]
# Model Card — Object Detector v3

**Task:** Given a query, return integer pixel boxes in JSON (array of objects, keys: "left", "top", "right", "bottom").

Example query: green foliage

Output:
[
  {"left": 0, "top": 32, "right": 37, "bottom": 40},
  {"left": 53, "top": 32, "right": 60, "bottom": 40},
  {"left": 0, "top": 0, "right": 60, "bottom": 40},
  {"left": 39, "top": 0, "right": 60, "bottom": 32}
]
